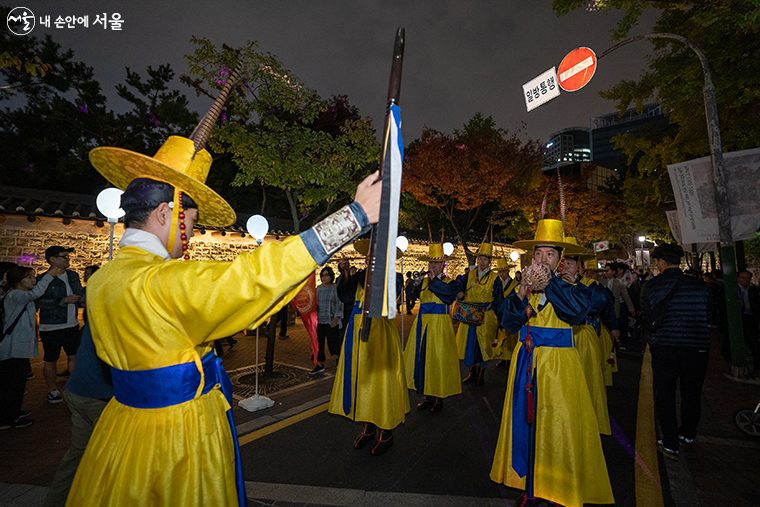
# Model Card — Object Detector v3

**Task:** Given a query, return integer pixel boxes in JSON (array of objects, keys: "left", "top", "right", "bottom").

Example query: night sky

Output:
[{"left": 17, "top": 1, "right": 659, "bottom": 144}]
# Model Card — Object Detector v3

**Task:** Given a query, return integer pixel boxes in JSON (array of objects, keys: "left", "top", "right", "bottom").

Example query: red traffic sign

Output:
[{"left": 557, "top": 47, "right": 597, "bottom": 92}]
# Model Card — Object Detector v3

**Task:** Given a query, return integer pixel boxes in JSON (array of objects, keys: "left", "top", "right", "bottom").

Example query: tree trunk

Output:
[
  {"left": 285, "top": 188, "right": 301, "bottom": 234},
  {"left": 444, "top": 209, "right": 472, "bottom": 265}
]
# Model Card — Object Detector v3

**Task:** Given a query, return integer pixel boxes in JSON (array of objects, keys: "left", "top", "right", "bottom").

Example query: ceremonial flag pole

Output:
[{"left": 360, "top": 28, "right": 405, "bottom": 342}]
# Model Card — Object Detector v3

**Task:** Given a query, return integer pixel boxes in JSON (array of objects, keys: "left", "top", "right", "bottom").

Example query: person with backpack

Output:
[{"left": 1, "top": 265, "right": 60, "bottom": 429}]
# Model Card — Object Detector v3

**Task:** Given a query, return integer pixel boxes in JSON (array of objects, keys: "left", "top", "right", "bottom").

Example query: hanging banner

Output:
[
  {"left": 665, "top": 211, "right": 717, "bottom": 253},
  {"left": 668, "top": 147, "right": 760, "bottom": 244}
]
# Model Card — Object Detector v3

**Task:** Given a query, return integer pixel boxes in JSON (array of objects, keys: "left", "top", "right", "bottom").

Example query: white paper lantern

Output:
[
  {"left": 96, "top": 188, "right": 125, "bottom": 220},
  {"left": 246, "top": 215, "right": 269, "bottom": 241}
]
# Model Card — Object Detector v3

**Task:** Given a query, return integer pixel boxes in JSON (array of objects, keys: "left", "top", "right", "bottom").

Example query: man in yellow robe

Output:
[
  {"left": 490, "top": 220, "right": 614, "bottom": 507},
  {"left": 403, "top": 243, "right": 461, "bottom": 413},
  {"left": 454, "top": 242, "right": 502, "bottom": 386},
  {"left": 560, "top": 246, "right": 612, "bottom": 435},
  {"left": 330, "top": 240, "right": 409, "bottom": 456},
  {"left": 65, "top": 125, "right": 382, "bottom": 506}
]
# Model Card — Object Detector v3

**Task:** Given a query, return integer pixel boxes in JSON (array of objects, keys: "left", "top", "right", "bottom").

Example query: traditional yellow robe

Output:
[
  {"left": 67, "top": 238, "right": 316, "bottom": 507},
  {"left": 455, "top": 269, "right": 500, "bottom": 363},
  {"left": 573, "top": 277, "right": 612, "bottom": 435},
  {"left": 403, "top": 276, "right": 461, "bottom": 398},
  {"left": 328, "top": 283, "right": 410, "bottom": 430},
  {"left": 491, "top": 289, "right": 614, "bottom": 507}
]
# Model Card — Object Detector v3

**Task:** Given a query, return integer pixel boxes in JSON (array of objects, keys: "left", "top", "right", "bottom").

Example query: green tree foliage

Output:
[
  {"left": 402, "top": 113, "right": 544, "bottom": 259},
  {"left": 183, "top": 38, "right": 379, "bottom": 233},
  {"left": 554, "top": 0, "right": 760, "bottom": 168},
  {"left": 1, "top": 25, "right": 198, "bottom": 194},
  {"left": 552, "top": 0, "right": 760, "bottom": 254}
]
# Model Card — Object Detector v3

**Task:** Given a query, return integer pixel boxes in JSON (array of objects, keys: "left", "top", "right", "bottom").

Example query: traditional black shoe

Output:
[
  {"left": 430, "top": 398, "right": 443, "bottom": 413},
  {"left": 354, "top": 423, "right": 376, "bottom": 449},
  {"left": 476, "top": 367, "right": 485, "bottom": 386},
  {"left": 417, "top": 397, "right": 433, "bottom": 410},
  {"left": 371, "top": 430, "right": 394, "bottom": 455},
  {"left": 462, "top": 366, "right": 479, "bottom": 384}
]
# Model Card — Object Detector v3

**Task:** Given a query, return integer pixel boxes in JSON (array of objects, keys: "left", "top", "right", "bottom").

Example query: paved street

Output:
[{"left": 1, "top": 310, "right": 759, "bottom": 506}]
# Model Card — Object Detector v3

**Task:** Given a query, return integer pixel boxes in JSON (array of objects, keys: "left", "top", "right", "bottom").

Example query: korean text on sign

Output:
[{"left": 521, "top": 67, "right": 560, "bottom": 112}]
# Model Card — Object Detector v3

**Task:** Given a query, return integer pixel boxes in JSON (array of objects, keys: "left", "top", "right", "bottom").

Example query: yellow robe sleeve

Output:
[{"left": 87, "top": 236, "right": 316, "bottom": 370}]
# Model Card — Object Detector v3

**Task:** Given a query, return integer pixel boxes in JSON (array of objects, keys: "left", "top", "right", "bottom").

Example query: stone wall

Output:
[{"left": 0, "top": 216, "right": 524, "bottom": 280}]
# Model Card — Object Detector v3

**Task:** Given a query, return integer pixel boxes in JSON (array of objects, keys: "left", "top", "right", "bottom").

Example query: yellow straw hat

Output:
[
  {"left": 583, "top": 259, "right": 603, "bottom": 271},
  {"left": 475, "top": 242, "right": 493, "bottom": 257},
  {"left": 89, "top": 136, "right": 235, "bottom": 227},
  {"left": 353, "top": 238, "right": 403, "bottom": 258},
  {"left": 88, "top": 66, "right": 242, "bottom": 228},
  {"left": 495, "top": 257, "right": 515, "bottom": 271},
  {"left": 512, "top": 219, "right": 586, "bottom": 254},
  {"left": 418, "top": 243, "right": 451, "bottom": 262},
  {"left": 562, "top": 236, "right": 593, "bottom": 258}
]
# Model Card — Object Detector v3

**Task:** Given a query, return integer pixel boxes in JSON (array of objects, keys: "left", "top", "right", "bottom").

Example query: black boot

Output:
[
  {"left": 417, "top": 396, "right": 433, "bottom": 410},
  {"left": 371, "top": 429, "right": 394, "bottom": 455},
  {"left": 462, "top": 365, "right": 479, "bottom": 384},
  {"left": 354, "top": 422, "right": 376, "bottom": 449},
  {"left": 430, "top": 397, "right": 444, "bottom": 413}
]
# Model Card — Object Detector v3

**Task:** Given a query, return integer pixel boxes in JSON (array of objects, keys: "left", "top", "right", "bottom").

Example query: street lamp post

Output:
[
  {"left": 638, "top": 235, "right": 646, "bottom": 268},
  {"left": 239, "top": 215, "right": 275, "bottom": 413},
  {"left": 510, "top": 250, "right": 520, "bottom": 275},
  {"left": 96, "top": 188, "right": 125, "bottom": 261},
  {"left": 600, "top": 33, "right": 747, "bottom": 376},
  {"left": 443, "top": 242, "right": 454, "bottom": 277}
]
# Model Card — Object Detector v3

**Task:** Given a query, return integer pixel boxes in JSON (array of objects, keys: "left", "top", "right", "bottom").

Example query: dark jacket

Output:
[
  {"left": 35, "top": 269, "right": 82, "bottom": 326},
  {"left": 740, "top": 283, "right": 760, "bottom": 320},
  {"left": 640, "top": 267, "right": 711, "bottom": 349}
]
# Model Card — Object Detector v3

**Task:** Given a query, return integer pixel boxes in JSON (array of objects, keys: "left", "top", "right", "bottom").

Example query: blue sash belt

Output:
[
  {"left": 342, "top": 300, "right": 363, "bottom": 416},
  {"left": 112, "top": 351, "right": 246, "bottom": 507},
  {"left": 413, "top": 302, "right": 449, "bottom": 392},
  {"left": 511, "top": 326, "right": 573, "bottom": 478},
  {"left": 463, "top": 302, "right": 491, "bottom": 366}
]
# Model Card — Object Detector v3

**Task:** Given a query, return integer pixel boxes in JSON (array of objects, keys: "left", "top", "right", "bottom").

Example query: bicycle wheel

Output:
[{"left": 734, "top": 409, "right": 760, "bottom": 437}]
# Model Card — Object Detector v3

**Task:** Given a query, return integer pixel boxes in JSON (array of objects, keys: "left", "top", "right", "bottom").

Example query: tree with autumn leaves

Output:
[{"left": 403, "top": 114, "right": 545, "bottom": 260}]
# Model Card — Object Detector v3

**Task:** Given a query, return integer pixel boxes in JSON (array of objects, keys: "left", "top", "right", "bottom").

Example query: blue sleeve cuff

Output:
[{"left": 300, "top": 202, "right": 371, "bottom": 265}]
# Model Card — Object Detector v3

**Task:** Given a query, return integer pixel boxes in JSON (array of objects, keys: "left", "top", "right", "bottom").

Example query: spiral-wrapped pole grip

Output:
[{"left": 189, "top": 62, "right": 244, "bottom": 157}]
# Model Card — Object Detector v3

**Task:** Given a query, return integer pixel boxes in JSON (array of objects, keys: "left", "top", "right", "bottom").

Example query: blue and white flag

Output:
[{"left": 368, "top": 104, "right": 403, "bottom": 319}]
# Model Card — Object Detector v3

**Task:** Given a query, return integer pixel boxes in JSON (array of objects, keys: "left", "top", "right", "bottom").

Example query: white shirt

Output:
[{"left": 119, "top": 228, "right": 172, "bottom": 261}]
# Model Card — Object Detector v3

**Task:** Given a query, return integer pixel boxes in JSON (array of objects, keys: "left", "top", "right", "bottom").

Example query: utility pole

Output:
[{"left": 600, "top": 33, "right": 747, "bottom": 376}]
